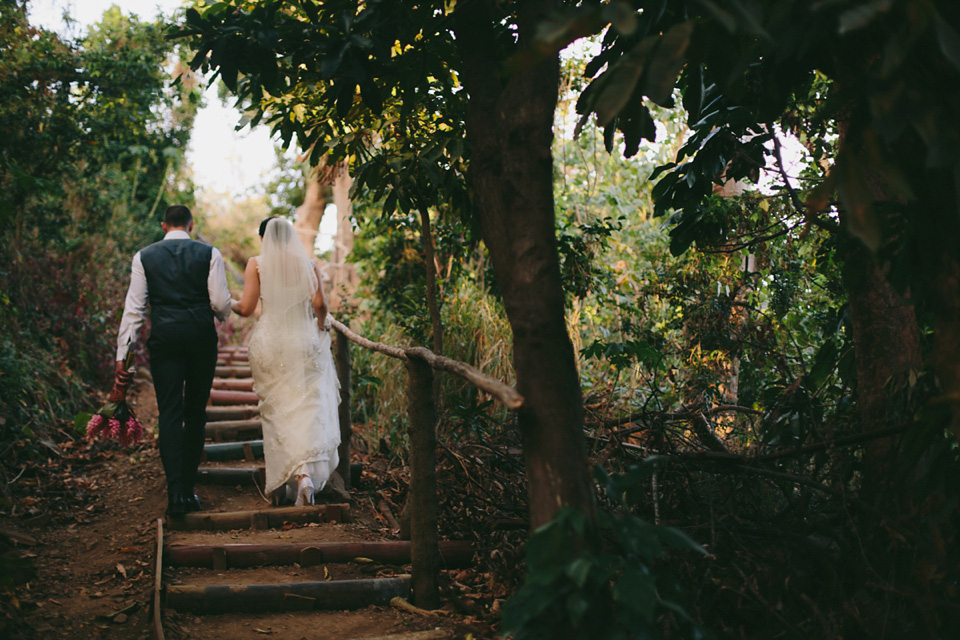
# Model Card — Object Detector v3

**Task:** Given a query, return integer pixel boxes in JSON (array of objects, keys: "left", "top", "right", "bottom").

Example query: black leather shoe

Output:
[
  {"left": 182, "top": 493, "right": 202, "bottom": 513},
  {"left": 166, "top": 494, "right": 187, "bottom": 518}
]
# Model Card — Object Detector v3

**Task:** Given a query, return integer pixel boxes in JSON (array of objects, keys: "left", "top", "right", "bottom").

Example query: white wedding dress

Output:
[{"left": 246, "top": 226, "right": 340, "bottom": 501}]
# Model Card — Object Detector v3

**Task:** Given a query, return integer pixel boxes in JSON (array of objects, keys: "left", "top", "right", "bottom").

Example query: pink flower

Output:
[
  {"left": 86, "top": 414, "right": 105, "bottom": 439},
  {"left": 108, "top": 417, "right": 122, "bottom": 440},
  {"left": 124, "top": 416, "right": 143, "bottom": 445}
]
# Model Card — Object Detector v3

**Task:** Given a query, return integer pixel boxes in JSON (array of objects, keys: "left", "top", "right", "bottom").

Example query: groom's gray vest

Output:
[{"left": 140, "top": 239, "right": 214, "bottom": 328}]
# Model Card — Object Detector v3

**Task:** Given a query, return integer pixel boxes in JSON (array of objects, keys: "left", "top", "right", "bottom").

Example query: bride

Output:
[{"left": 232, "top": 217, "right": 341, "bottom": 506}]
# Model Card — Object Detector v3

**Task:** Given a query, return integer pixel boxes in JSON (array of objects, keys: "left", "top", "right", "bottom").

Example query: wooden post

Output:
[
  {"left": 152, "top": 518, "right": 165, "bottom": 640},
  {"left": 334, "top": 327, "right": 353, "bottom": 490},
  {"left": 404, "top": 354, "right": 440, "bottom": 609}
]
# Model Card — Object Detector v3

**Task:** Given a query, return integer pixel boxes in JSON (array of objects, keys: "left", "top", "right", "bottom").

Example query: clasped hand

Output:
[{"left": 109, "top": 360, "right": 134, "bottom": 402}]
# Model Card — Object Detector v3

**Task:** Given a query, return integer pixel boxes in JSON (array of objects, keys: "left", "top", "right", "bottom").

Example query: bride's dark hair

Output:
[{"left": 258, "top": 216, "right": 280, "bottom": 238}]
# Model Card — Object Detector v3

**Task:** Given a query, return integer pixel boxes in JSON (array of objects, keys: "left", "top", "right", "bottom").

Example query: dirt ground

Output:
[{"left": 2, "top": 382, "right": 501, "bottom": 640}]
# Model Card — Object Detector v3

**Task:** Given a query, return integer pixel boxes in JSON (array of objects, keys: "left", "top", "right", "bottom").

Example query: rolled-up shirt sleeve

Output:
[
  {"left": 208, "top": 247, "right": 233, "bottom": 322},
  {"left": 116, "top": 252, "right": 147, "bottom": 362}
]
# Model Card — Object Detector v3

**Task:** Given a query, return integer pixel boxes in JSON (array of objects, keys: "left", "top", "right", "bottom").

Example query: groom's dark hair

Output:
[
  {"left": 258, "top": 216, "right": 280, "bottom": 238},
  {"left": 165, "top": 205, "right": 193, "bottom": 228}
]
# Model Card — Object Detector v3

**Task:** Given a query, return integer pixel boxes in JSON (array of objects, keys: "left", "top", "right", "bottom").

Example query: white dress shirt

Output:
[{"left": 115, "top": 230, "right": 233, "bottom": 361}]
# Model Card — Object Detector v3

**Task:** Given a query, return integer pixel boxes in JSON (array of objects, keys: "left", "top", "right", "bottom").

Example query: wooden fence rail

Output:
[{"left": 329, "top": 317, "right": 524, "bottom": 609}]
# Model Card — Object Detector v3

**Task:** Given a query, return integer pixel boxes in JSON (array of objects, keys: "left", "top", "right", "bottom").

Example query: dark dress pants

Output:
[{"left": 148, "top": 321, "right": 218, "bottom": 498}]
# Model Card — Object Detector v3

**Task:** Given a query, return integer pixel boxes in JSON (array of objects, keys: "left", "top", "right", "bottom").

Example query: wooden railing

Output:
[{"left": 330, "top": 317, "right": 524, "bottom": 609}]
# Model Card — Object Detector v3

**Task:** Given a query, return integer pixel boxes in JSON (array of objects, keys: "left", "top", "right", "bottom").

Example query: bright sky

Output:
[{"left": 28, "top": 0, "right": 279, "bottom": 198}]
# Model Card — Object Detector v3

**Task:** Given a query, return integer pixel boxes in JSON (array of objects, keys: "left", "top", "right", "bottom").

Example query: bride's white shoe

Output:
[{"left": 295, "top": 476, "right": 315, "bottom": 507}]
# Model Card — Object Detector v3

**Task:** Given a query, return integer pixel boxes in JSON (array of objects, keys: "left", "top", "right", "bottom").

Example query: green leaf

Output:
[
  {"left": 836, "top": 150, "right": 881, "bottom": 251},
  {"left": 655, "top": 525, "right": 706, "bottom": 554},
  {"left": 838, "top": 0, "right": 893, "bottom": 35},
  {"left": 591, "top": 36, "right": 657, "bottom": 126},
  {"left": 73, "top": 412, "right": 93, "bottom": 432},
  {"left": 612, "top": 569, "right": 657, "bottom": 620},
  {"left": 300, "top": 0, "right": 320, "bottom": 23},
  {"left": 806, "top": 339, "right": 838, "bottom": 391},
  {"left": 565, "top": 591, "right": 592, "bottom": 627},
  {"left": 642, "top": 20, "right": 692, "bottom": 107},
  {"left": 935, "top": 13, "right": 960, "bottom": 76},
  {"left": 565, "top": 557, "right": 594, "bottom": 588},
  {"left": 185, "top": 8, "right": 204, "bottom": 27}
]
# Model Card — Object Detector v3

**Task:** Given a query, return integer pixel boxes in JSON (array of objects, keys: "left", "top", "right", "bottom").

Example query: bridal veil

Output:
[{"left": 257, "top": 217, "right": 318, "bottom": 395}]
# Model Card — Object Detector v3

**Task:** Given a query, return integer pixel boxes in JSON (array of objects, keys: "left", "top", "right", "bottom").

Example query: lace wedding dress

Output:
[{"left": 247, "top": 220, "right": 340, "bottom": 501}]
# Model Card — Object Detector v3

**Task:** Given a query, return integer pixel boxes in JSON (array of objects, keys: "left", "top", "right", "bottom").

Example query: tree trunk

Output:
[
  {"left": 833, "top": 108, "right": 924, "bottom": 497},
  {"left": 454, "top": 0, "right": 594, "bottom": 529},
  {"left": 842, "top": 244, "right": 922, "bottom": 494},
  {"left": 294, "top": 164, "right": 330, "bottom": 258},
  {"left": 418, "top": 206, "right": 444, "bottom": 405},
  {"left": 931, "top": 252, "right": 960, "bottom": 443},
  {"left": 334, "top": 327, "right": 353, "bottom": 491},
  {"left": 329, "top": 162, "right": 357, "bottom": 309},
  {"left": 417, "top": 207, "right": 444, "bottom": 358},
  {"left": 404, "top": 354, "right": 440, "bottom": 609}
]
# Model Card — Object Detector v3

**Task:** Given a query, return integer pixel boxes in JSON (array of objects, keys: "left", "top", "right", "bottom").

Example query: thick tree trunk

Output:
[
  {"left": 454, "top": 0, "right": 594, "bottom": 529},
  {"left": 833, "top": 110, "right": 924, "bottom": 497},
  {"left": 294, "top": 164, "right": 330, "bottom": 258},
  {"left": 842, "top": 245, "right": 922, "bottom": 494},
  {"left": 932, "top": 253, "right": 960, "bottom": 442}
]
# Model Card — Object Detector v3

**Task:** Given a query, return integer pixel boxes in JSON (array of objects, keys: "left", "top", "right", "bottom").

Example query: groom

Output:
[{"left": 113, "top": 205, "right": 233, "bottom": 517}]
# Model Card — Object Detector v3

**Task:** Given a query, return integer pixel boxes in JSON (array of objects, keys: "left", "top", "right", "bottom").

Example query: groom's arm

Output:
[
  {"left": 116, "top": 252, "right": 147, "bottom": 363},
  {"left": 208, "top": 247, "right": 233, "bottom": 321}
]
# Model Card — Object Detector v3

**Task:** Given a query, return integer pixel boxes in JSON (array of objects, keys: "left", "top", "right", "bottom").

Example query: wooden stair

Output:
[{"left": 152, "top": 345, "right": 466, "bottom": 639}]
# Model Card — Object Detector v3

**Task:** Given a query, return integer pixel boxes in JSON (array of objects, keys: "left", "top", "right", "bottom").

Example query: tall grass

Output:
[{"left": 349, "top": 276, "right": 516, "bottom": 450}]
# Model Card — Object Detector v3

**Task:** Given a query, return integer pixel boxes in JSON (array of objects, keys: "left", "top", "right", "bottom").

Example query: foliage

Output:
[
  {"left": 572, "top": 0, "right": 960, "bottom": 422},
  {"left": 176, "top": 0, "right": 470, "bottom": 229},
  {"left": 502, "top": 464, "right": 708, "bottom": 640},
  {"left": 0, "top": 3, "right": 198, "bottom": 475}
]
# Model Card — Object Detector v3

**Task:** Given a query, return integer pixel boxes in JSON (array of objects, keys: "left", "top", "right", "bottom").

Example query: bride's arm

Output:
[
  {"left": 232, "top": 257, "right": 260, "bottom": 317},
  {"left": 311, "top": 262, "right": 329, "bottom": 330}
]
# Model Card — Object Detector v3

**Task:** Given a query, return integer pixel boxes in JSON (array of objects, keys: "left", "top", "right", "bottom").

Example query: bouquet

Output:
[{"left": 80, "top": 352, "right": 144, "bottom": 446}]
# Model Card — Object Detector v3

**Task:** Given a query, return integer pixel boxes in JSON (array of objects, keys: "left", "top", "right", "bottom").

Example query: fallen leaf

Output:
[
  {"left": 116, "top": 563, "right": 127, "bottom": 579},
  {"left": 253, "top": 628, "right": 273, "bottom": 635}
]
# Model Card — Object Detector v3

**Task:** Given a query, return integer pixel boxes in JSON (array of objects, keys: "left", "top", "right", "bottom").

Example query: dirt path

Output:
[{"left": 4, "top": 362, "right": 500, "bottom": 639}]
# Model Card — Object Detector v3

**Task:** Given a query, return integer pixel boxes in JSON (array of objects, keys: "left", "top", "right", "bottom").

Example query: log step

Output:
[
  {"left": 212, "top": 378, "right": 255, "bottom": 392},
  {"left": 205, "top": 405, "right": 259, "bottom": 421},
  {"left": 165, "top": 575, "right": 410, "bottom": 614},
  {"left": 346, "top": 632, "right": 451, "bottom": 640},
  {"left": 196, "top": 465, "right": 362, "bottom": 489},
  {"left": 214, "top": 365, "right": 253, "bottom": 378},
  {"left": 209, "top": 389, "right": 259, "bottom": 405},
  {"left": 216, "top": 357, "right": 249, "bottom": 367},
  {"left": 205, "top": 419, "right": 262, "bottom": 442},
  {"left": 166, "top": 540, "right": 474, "bottom": 569},
  {"left": 203, "top": 440, "right": 264, "bottom": 462},
  {"left": 165, "top": 504, "right": 351, "bottom": 531},
  {"left": 197, "top": 466, "right": 264, "bottom": 485}
]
